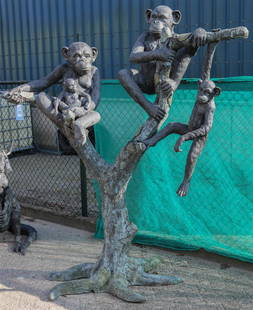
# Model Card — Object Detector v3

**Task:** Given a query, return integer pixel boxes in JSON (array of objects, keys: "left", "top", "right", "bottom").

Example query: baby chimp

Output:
[
  {"left": 54, "top": 78, "right": 94, "bottom": 144},
  {"left": 144, "top": 43, "right": 220, "bottom": 196},
  {"left": 174, "top": 78, "right": 220, "bottom": 196},
  {"left": 56, "top": 78, "right": 86, "bottom": 109},
  {"left": 5, "top": 42, "right": 101, "bottom": 144}
]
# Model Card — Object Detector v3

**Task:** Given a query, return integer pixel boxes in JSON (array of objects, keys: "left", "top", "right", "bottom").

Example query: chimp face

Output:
[
  {"left": 197, "top": 80, "right": 221, "bottom": 104},
  {"left": 0, "top": 153, "right": 12, "bottom": 195},
  {"left": 62, "top": 42, "right": 98, "bottom": 73},
  {"left": 63, "top": 78, "right": 78, "bottom": 93},
  {"left": 146, "top": 5, "right": 181, "bottom": 38}
]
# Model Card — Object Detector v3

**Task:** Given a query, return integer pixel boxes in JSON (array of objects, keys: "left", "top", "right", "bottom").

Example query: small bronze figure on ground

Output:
[{"left": 0, "top": 147, "right": 37, "bottom": 254}]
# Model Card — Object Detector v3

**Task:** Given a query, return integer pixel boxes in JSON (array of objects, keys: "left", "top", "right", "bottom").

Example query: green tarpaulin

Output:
[{"left": 94, "top": 77, "right": 253, "bottom": 263}]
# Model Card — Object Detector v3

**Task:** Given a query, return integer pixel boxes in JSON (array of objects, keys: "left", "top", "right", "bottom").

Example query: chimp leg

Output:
[
  {"left": 118, "top": 69, "right": 165, "bottom": 121},
  {"left": 73, "top": 111, "right": 101, "bottom": 145},
  {"left": 177, "top": 136, "right": 207, "bottom": 197},
  {"left": 144, "top": 122, "right": 189, "bottom": 147},
  {"left": 9, "top": 205, "right": 22, "bottom": 254},
  {"left": 36, "top": 92, "right": 58, "bottom": 117}
]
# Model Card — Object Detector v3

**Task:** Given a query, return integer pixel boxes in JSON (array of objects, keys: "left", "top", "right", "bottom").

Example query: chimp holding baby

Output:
[
  {"left": 144, "top": 42, "right": 220, "bottom": 197},
  {"left": 6, "top": 42, "right": 101, "bottom": 145},
  {"left": 118, "top": 5, "right": 207, "bottom": 122}
]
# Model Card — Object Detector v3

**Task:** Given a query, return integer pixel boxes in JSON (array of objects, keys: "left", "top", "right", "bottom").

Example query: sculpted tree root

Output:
[{"left": 48, "top": 258, "right": 183, "bottom": 302}]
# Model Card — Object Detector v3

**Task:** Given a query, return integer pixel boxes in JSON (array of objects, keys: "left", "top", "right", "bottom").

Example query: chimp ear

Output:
[
  {"left": 198, "top": 79, "right": 203, "bottom": 86},
  {"left": 172, "top": 10, "right": 181, "bottom": 25},
  {"left": 62, "top": 47, "right": 69, "bottom": 59},
  {"left": 91, "top": 47, "right": 98, "bottom": 60},
  {"left": 145, "top": 9, "right": 152, "bottom": 23},
  {"left": 213, "top": 87, "right": 221, "bottom": 97}
]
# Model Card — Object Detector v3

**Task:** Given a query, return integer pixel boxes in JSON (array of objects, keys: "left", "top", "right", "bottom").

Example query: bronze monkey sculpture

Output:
[
  {"left": 5, "top": 42, "right": 101, "bottom": 145},
  {"left": 144, "top": 42, "right": 220, "bottom": 196}
]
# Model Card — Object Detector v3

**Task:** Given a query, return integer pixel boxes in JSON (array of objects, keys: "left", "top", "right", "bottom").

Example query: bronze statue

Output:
[
  {"left": 118, "top": 5, "right": 207, "bottom": 122},
  {"left": 145, "top": 42, "right": 221, "bottom": 196},
  {"left": 1, "top": 5, "right": 249, "bottom": 303},
  {"left": 118, "top": 5, "right": 248, "bottom": 142},
  {"left": 5, "top": 42, "right": 101, "bottom": 145}
]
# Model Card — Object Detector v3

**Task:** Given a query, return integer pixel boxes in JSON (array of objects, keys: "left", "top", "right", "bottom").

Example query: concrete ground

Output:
[{"left": 0, "top": 218, "right": 253, "bottom": 310}]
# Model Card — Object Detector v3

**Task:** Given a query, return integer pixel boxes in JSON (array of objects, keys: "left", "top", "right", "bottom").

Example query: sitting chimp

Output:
[
  {"left": 5, "top": 42, "right": 101, "bottom": 145},
  {"left": 118, "top": 5, "right": 207, "bottom": 122}
]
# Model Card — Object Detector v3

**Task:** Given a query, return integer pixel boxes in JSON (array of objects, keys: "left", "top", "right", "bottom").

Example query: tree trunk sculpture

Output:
[
  {"left": 4, "top": 89, "right": 181, "bottom": 303},
  {"left": 2, "top": 18, "right": 249, "bottom": 303}
]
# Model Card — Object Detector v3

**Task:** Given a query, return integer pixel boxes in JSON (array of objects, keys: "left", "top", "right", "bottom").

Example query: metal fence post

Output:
[
  {"left": 80, "top": 159, "right": 88, "bottom": 217},
  {"left": 79, "top": 127, "right": 96, "bottom": 217}
]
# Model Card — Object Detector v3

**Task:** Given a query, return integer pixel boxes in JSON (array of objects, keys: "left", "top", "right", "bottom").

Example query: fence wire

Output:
[
  {"left": 95, "top": 79, "right": 253, "bottom": 263},
  {"left": 0, "top": 82, "right": 86, "bottom": 217}
]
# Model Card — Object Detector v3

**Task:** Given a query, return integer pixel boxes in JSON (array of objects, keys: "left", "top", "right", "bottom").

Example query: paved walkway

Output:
[{"left": 0, "top": 218, "right": 252, "bottom": 310}]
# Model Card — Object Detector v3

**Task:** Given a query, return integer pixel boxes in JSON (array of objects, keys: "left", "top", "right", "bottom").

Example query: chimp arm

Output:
[
  {"left": 129, "top": 33, "right": 176, "bottom": 64},
  {"left": 9, "top": 64, "right": 68, "bottom": 94},
  {"left": 174, "top": 104, "right": 215, "bottom": 152}
]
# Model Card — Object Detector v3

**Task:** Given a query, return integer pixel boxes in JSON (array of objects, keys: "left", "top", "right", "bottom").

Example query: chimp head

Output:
[
  {"left": 197, "top": 80, "right": 221, "bottom": 104},
  {"left": 62, "top": 42, "right": 98, "bottom": 74},
  {"left": 63, "top": 78, "right": 78, "bottom": 93},
  {"left": 146, "top": 5, "right": 181, "bottom": 38}
]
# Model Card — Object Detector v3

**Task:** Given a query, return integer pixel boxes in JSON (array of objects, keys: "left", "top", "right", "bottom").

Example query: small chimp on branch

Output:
[{"left": 144, "top": 42, "right": 221, "bottom": 196}]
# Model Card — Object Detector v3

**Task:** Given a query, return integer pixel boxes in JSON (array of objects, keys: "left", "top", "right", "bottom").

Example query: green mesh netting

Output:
[{"left": 94, "top": 77, "right": 253, "bottom": 263}]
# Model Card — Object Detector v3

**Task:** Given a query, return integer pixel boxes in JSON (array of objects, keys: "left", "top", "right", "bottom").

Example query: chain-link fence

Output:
[{"left": 0, "top": 82, "right": 99, "bottom": 218}]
